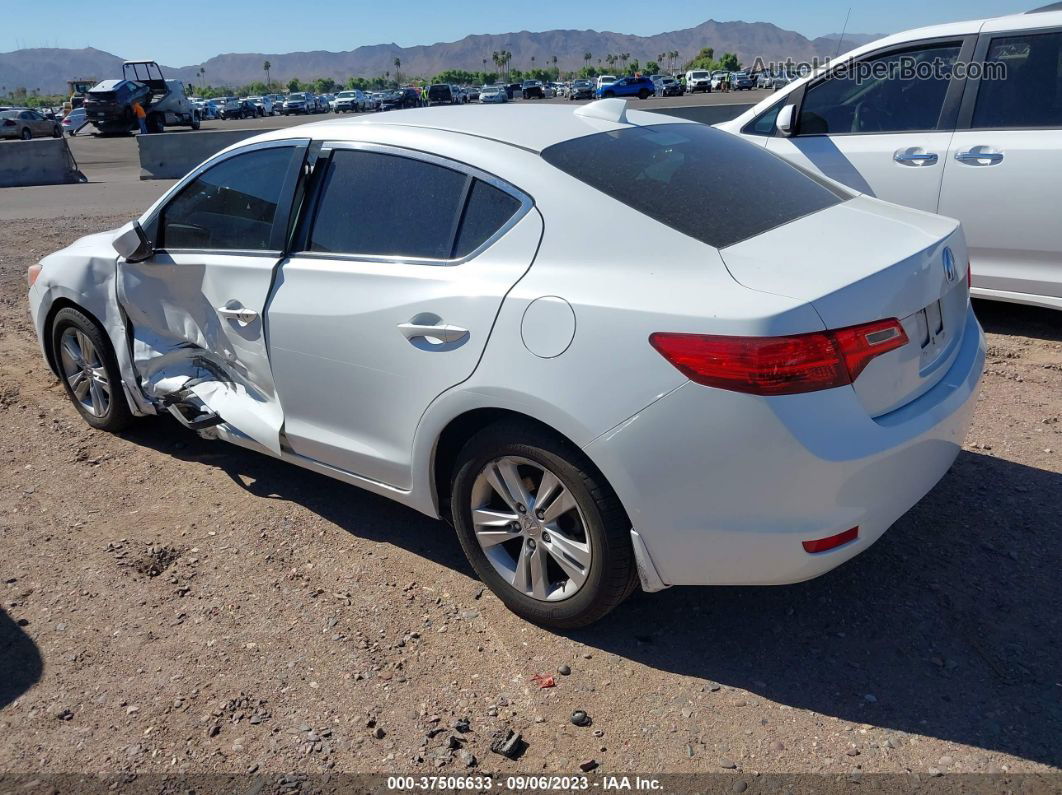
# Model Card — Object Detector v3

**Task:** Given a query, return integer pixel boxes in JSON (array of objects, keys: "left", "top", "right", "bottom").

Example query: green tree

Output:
[
  {"left": 263, "top": 60, "right": 271, "bottom": 91},
  {"left": 314, "top": 77, "right": 337, "bottom": 94},
  {"left": 626, "top": 58, "right": 640, "bottom": 75},
  {"left": 287, "top": 77, "right": 301, "bottom": 93},
  {"left": 646, "top": 60, "right": 660, "bottom": 75}
]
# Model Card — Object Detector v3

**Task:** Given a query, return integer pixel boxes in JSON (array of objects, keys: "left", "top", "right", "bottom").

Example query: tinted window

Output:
[
  {"left": 453, "top": 180, "right": 522, "bottom": 257},
  {"left": 161, "top": 146, "right": 294, "bottom": 251},
  {"left": 746, "top": 101, "right": 784, "bottom": 136},
  {"left": 309, "top": 150, "right": 468, "bottom": 259},
  {"left": 799, "top": 43, "right": 961, "bottom": 134},
  {"left": 972, "top": 31, "right": 1062, "bottom": 129},
  {"left": 541, "top": 123, "right": 846, "bottom": 249}
]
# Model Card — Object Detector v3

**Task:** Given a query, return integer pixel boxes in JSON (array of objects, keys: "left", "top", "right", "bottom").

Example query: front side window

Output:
[
  {"left": 542, "top": 123, "right": 847, "bottom": 249},
  {"left": 972, "top": 31, "right": 1062, "bottom": 129},
  {"left": 160, "top": 146, "right": 295, "bottom": 251},
  {"left": 308, "top": 149, "right": 524, "bottom": 261},
  {"left": 798, "top": 42, "right": 961, "bottom": 135}
]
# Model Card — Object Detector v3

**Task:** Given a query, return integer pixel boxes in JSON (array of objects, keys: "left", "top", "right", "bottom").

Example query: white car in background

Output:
[
  {"left": 717, "top": 5, "right": 1062, "bottom": 310},
  {"left": 595, "top": 75, "right": 617, "bottom": 90},
  {"left": 27, "top": 101, "right": 984, "bottom": 627}
]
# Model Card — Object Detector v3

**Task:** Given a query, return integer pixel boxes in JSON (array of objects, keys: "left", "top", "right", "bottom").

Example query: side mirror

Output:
[
  {"left": 776, "top": 104, "right": 796, "bottom": 137},
  {"left": 112, "top": 220, "right": 154, "bottom": 263}
]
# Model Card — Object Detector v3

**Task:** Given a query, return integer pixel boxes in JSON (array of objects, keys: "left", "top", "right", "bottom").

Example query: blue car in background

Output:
[{"left": 594, "top": 75, "right": 655, "bottom": 99}]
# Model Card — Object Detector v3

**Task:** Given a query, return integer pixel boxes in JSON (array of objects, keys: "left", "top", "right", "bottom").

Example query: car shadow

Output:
[
  {"left": 570, "top": 450, "right": 1062, "bottom": 768},
  {"left": 973, "top": 298, "right": 1062, "bottom": 343},
  {"left": 118, "top": 424, "right": 1061, "bottom": 766},
  {"left": 0, "top": 607, "right": 43, "bottom": 710}
]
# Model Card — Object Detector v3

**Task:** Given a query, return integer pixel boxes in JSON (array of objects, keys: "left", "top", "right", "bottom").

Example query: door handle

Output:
[
  {"left": 955, "top": 150, "right": 1004, "bottom": 165},
  {"left": 893, "top": 151, "right": 938, "bottom": 165},
  {"left": 398, "top": 322, "right": 469, "bottom": 344},
  {"left": 217, "top": 305, "right": 259, "bottom": 326}
]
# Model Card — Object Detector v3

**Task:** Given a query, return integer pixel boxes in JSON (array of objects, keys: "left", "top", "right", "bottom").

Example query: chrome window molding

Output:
[{"left": 295, "top": 140, "right": 535, "bottom": 268}]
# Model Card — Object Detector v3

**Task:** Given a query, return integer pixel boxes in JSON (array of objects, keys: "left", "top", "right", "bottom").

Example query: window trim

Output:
[
  {"left": 142, "top": 138, "right": 309, "bottom": 257},
  {"left": 956, "top": 25, "right": 1062, "bottom": 132},
  {"left": 293, "top": 141, "right": 534, "bottom": 267},
  {"left": 788, "top": 35, "right": 976, "bottom": 138}
]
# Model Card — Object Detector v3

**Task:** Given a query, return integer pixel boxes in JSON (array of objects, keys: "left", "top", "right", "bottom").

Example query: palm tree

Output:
[
  {"left": 583, "top": 51, "right": 592, "bottom": 70},
  {"left": 263, "top": 60, "right": 271, "bottom": 91},
  {"left": 393, "top": 57, "right": 401, "bottom": 85},
  {"left": 620, "top": 52, "right": 630, "bottom": 71},
  {"left": 671, "top": 50, "right": 680, "bottom": 73},
  {"left": 530, "top": 55, "right": 535, "bottom": 74}
]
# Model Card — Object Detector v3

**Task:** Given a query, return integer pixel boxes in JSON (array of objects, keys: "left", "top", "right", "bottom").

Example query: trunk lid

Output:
[{"left": 719, "top": 197, "right": 970, "bottom": 417}]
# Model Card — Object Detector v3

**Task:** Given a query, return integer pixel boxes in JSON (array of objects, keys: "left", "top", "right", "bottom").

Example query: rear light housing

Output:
[
  {"left": 802, "top": 526, "right": 859, "bottom": 553},
  {"left": 650, "top": 319, "right": 908, "bottom": 396}
]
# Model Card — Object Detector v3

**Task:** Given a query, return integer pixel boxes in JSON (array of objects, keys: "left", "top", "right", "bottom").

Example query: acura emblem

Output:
[{"left": 942, "top": 247, "right": 957, "bottom": 282}]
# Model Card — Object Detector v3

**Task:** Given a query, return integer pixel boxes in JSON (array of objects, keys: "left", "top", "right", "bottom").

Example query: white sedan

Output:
[{"left": 27, "top": 100, "right": 985, "bottom": 628}]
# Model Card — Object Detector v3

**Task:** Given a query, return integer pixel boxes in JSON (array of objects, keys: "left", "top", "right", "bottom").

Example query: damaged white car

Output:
[{"left": 28, "top": 103, "right": 983, "bottom": 628}]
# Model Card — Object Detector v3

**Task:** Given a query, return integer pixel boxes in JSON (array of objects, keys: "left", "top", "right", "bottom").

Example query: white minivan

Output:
[{"left": 717, "top": 5, "right": 1062, "bottom": 310}]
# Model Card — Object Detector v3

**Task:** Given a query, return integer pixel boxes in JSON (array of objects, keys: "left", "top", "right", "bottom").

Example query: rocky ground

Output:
[{"left": 0, "top": 216, "right": 1059, "bottom": 781}]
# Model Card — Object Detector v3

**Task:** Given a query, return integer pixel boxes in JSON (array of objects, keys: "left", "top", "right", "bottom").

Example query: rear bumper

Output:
[{"left": 586, "top": 305, "right": 985, "bottom": 587}]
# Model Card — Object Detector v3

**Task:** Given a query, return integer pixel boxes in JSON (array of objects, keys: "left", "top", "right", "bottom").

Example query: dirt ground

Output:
[{"left": 0, "top": 215, "right": 1060, "bottom": 781}]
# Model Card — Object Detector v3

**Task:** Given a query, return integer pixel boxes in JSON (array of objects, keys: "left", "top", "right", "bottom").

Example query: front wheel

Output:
[
  {"left": 451, "top": 421, "right": 637, "bottom": 628},
  {"left": 51, "top": 307, "right": 133, "bottom": 433}
]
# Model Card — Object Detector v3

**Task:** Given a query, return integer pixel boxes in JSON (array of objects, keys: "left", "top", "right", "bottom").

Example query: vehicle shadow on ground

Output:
[
  {"left": 119, "top": 422, "right": 475, "bottom": 579},
  {"left": 572, "top": 450, "right": 1062, "bottom": 768},
  {"left": 121, "top": 419, "right": 1062, "bottom": 766},
  {"left": 0, "top": 608, "right": 43, "bottom": 710},
  {"left": 973, "top": 299, "right": 1062, "bottom": 343}
]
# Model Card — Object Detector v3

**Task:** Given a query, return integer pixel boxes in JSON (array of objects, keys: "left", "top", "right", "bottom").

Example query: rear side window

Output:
[
  {"left": 972, "top": 31, "right": 1062, "bottom": 129},
  {"left": 798, "top": 42, "right": 961, "bottom": 134},
  {"left": 309, "top": 150, "right": 523, "bottom": 260},
  {"left": 541, "top": 123, "right": 846, "bottom": 249},
  {"left": 161, "top": 146, "right": 295, "bottom": 251},
  {"left": 453, "top": 180, "right": 522, "bottom": 257}
]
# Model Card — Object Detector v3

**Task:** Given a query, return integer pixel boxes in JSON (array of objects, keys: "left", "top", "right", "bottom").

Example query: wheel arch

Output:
[
  {"left": 41, "top": 297, "right": 96, "bottom": 377},
  {"left": 427, "top": 406, "right": 631, "bottom": 534}
]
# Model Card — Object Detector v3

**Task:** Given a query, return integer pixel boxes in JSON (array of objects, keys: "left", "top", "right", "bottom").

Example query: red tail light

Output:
[
  {"left": 802, "top": 526, "right": 859, "bottom": 553},
  {"left": 967, "top": 261, "right": 972, "bottom": 289},
  {"left": 649, "top": 319, "right": 908, "bottom": 396}
]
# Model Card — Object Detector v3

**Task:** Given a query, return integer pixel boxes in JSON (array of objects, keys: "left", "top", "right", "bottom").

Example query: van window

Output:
[{"left": 972, "top": 31, "right": 1062, "bottom": 129}]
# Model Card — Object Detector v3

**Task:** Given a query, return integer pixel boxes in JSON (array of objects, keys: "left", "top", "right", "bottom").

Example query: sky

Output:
[{"left": 5, "top": 0, "right": 1030, "bottom": 65}]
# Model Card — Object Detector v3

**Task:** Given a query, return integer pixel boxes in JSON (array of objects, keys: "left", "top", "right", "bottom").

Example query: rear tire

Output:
[
  {"left": 450, "top": 420, "right": 637, "bottom": 629},
  {"left": 51, "top": 307, "right": 133, "bottom": 433},
  {"left": 20, "top": 127, "right": 31, "bottom": 140},
  {"left": 638, "top": 89, "right": 650, "bottom": 99}
]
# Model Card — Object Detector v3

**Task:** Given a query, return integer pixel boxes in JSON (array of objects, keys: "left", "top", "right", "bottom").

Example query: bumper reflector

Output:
[{"left": 802, "top": 526, "right": 859, "bottom": 554}]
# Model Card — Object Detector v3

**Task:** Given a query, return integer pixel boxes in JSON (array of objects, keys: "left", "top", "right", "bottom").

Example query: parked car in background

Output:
[
  {"left": 428, "top": 84, "right": 460, "bottom": 105},
  {"left": 596, "top": 75, "right": 655, "bottom": 99},
  {"left": 479, "top": 84, "right": 508, "bottom": 103},
  {"left": 730, "top": 72, "right": 755, "bottom": 91},
  {"left": 28, "top": 104, "right": 984, "bottom": 628},
  {"left": 711, "top": 71, "right": 730, "bottom": 91},
  {"left": 60, "top": 107, "right": 87, "bottom": 136},
  {"left": 521, "top": 80, "right": 545, "bottom": 99},
  {"left": 1, "top": 108, "right": 62, "bottom": 139},
  {"left": 245, "top": 96, "right": 274, "bottom": 116},
  {"left": 464, "top": 86, "right": 481, "bottom": 102},
  {"left": 192, "top": 99, "right": 219, "bottom": 120},
  {"left": 282, "top": 93, "right": 313, "bottom": 115},
  {"left": 717, "top": 5, "right": 1062, "bottom": 310},
  {"left": 214, "top": 96, "right": 241, "bottom": 118},
  {"left": 685, "top": 70, "right": 712, "bottom": 92},
  {"left": 595, "top": 75, "right": 618, "bottom": 90},
  {"left": 381, "top": 87, "right": 422, "bottom": 110},
  {"left": 333, "top": 90, "right": 367, "bottom": 112},
  {"left": 569, "top": 79, "right": 595, "bottom": 100},
  {"left": 652, "top": 75, "right": 683, "bottom": 97}
]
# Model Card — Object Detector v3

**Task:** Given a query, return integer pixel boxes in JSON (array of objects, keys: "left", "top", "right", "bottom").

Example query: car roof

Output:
[{"left": 252, "top": 103, "right": 698, "bottom": 153}]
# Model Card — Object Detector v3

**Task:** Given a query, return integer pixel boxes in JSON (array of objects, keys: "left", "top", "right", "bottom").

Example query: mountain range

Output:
[{"left": 0, "top": 21, "right": 884, "bottom": 95}]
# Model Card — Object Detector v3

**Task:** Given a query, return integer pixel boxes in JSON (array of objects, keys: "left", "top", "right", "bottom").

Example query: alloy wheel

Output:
[
  {"left": 470, "top": 456, "right": 592, "bottom": 602},
  {"left": 58, "top": 327, "right": 111, "bottom": 417}
]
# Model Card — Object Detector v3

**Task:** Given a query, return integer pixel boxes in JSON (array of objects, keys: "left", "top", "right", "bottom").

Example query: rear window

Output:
[{"left": 540, "top": 123, "right": 847, "bottom": 249}]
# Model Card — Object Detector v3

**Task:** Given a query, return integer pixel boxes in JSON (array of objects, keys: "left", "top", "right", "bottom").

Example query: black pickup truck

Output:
[{"left": 521, "top": 80, "right": 545, "bottom": 100}]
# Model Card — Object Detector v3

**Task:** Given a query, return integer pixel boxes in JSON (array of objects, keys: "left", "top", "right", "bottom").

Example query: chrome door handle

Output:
[
  {"left": 398, "top": 322, "right": 469, "bottom": 344},
  {"left": 955, "top": 150, "right": 1004, "bottom": 165},
  {"left": 893, "top": 151, "right": 938, "bottom": 164},
  {"left": 217, "top": 305, "right": 259, "bottom": 325}
]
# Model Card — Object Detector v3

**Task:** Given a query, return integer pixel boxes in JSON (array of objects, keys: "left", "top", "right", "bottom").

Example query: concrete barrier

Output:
[
  {"left": 0, "top": 139, "right": 86, "bottom": 187},
  {"left": 137, "top": 128, "right": 279, "bottom": 180},
  {"left": 649, "top": 103, "right": 754, "bottom": 126}
]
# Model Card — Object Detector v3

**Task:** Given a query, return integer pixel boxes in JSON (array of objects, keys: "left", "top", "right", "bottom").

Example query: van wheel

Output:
[
  {"left": 450, "top": 420, "right": 638, "bottom": 629},
  {"left": 51, "top": 307, "right": 133, "bottom": 433}
]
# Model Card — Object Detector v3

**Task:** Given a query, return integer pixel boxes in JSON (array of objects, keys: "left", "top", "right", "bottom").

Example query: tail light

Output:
[
  {"left": 967, "top": 261, "right": 972, "bottom": 289},
  {"left": 649, "top": 319, "right": 908, "bottom": 396}
]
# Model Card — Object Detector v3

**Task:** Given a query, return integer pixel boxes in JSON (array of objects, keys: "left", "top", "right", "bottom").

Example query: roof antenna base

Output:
[{"left": 574, "top": 98, "right": 629, "bottom": 124}]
